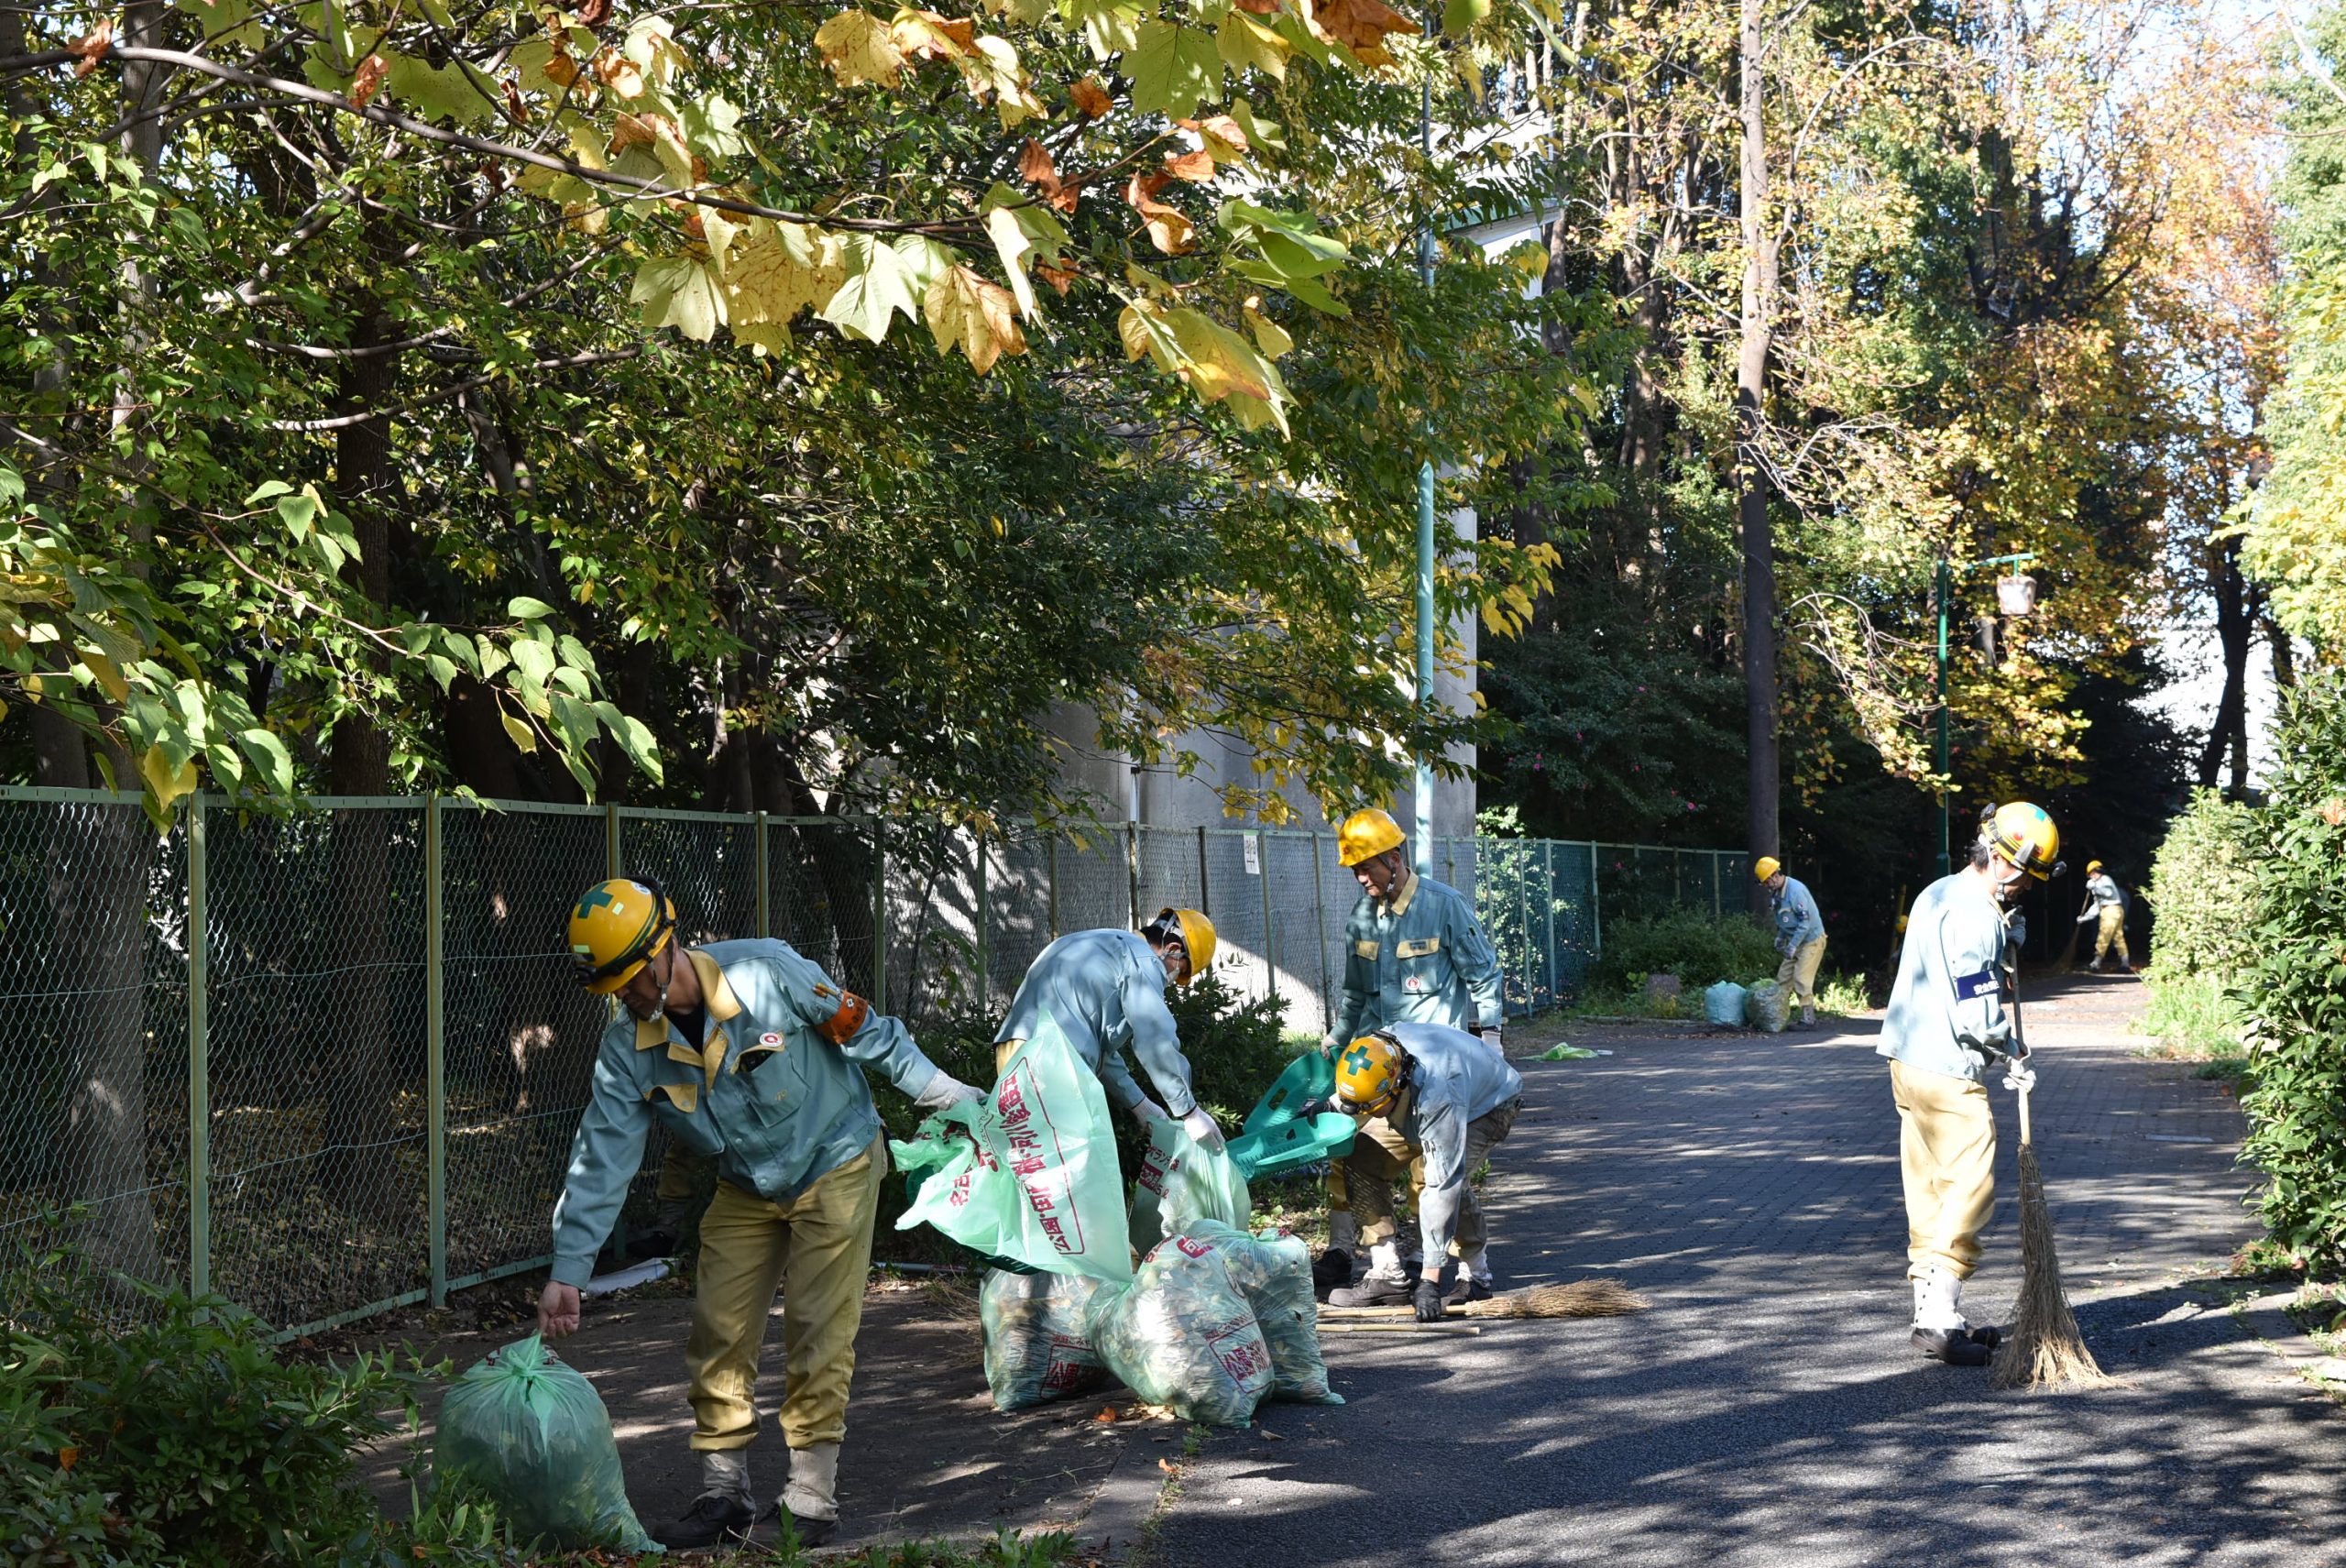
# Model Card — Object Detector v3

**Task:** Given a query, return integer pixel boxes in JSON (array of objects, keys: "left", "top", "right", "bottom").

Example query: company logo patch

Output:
[{"left": 760, "top": 1032, "right": 783, "bottom": 1048}]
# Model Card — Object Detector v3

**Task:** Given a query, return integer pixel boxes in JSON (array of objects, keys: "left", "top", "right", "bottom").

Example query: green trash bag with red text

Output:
[{"left": 433, "top": 1333, "right": 659, "bottom": 1554}]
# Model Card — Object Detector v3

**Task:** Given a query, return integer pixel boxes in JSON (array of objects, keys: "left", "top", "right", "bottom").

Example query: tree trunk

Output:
[
  {"left": 1737, "top": 0, "right": 1781, "bottom": 902},
  {"left": 2197, "top": 532, "right": 2252, "bottom": 792}
]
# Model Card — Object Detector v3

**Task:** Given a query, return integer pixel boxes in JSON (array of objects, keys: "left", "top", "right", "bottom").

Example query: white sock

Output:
[
  {"left": 1368, "top": 1242, "right": 1402, "bottom": 1277},
  {"left": 700, "top": 1449, "right": 752, "bottom": 1505}
]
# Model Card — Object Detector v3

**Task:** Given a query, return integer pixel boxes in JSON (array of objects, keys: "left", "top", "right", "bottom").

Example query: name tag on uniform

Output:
[
  {"left": 1354, "top": 940, "right": 1380, "bottom": 959},
  {"left": 1954, "top": 967, "right": 2000, "bottom": 1001},
  {"left": 1397, "top": 937, "right": 1442, "bottom": 959}
]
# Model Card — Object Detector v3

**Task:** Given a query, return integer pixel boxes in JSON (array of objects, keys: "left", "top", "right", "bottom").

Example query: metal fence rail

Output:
[{"left": 0, "top": 784, "right": 1741, "bottom": 1337}]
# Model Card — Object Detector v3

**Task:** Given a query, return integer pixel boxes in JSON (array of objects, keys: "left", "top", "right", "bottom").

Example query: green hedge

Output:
[
  {"left": 2237, "top": 672, "right": 2346, "bottom": 1273},
  {"left": 1592, "top": 909, "right": 1781, "bottom": 992},
  {"left": 2145, "top": 787, "right": 2267, "bottom": 979}
]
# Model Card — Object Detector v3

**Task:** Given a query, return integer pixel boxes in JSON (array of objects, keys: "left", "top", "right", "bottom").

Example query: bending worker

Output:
[
  {"left": 539, "top": 878, "right": 983, "bottom": 1549},
  {"left": 1322, "top": 1024, "right": 1523, "bottom": 1316},
  {"left": 2075, "top": 860, "right": 2131, "bottom": 973},
  {"left": 1757, "top": 855, "right": 1826, "bottom": 1029},
  {"left": 1321, "top": 808, "right": 1505, "bottom": 1301},
  {"left": 995, "top": 907, "right": 1226, "bottom": 1151},
  {"left": 1878, "top": 803, "right": 2058, "bottom": 1366}
]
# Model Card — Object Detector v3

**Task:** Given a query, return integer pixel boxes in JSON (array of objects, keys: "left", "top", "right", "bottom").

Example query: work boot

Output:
[
  {"left": 655, "top": 1493, "right": 754, "bottom": 1550},
  {"left": 774, "top": 1441, "right": 840, "bottom": 1547},
  {"left": 1329, "top": 1269, "right": 1415, "bottom": 1308},
  {"left": 1910, "top": 1323, "right": 1991, "bottom": 1365},
  {"left": 1310, "top": 1247, "right": 1354, "bottom": 1299},
  {"left": 1799, "top": 1005, "right": 1818, "bottom": 1029},
  {"left": 1444, "top": 1276, "right": 1493, "bottom": 1308}
]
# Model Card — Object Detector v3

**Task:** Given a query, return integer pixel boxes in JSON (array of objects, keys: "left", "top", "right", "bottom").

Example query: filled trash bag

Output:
[
  {"left": 1746, "top": 979, "right": 1790, "bottom": 1033},
  {"left": 1179, "top": 1221, "right": 1340, "bottom": 1405},
  {"left": 1088, "top": 1232, "right": 1277, "bottom": 1427},
  {"left": 1704, "top": 981, "right": 1749, "bottom": 1027},
  {"left": 978, "top": 1268, "right": 1112, "bottom": 1411},
  {"left": 433, "top": 1334, "right": 659, "bottom": 1554},
  {"left": 1129, "top": 1116, "right": 1253, "bottom": 1256},
  {"left": 892, "top": 1012, "right": 1134, "bottom": 1283}
]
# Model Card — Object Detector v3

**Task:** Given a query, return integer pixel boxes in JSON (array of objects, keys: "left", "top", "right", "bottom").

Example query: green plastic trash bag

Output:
[
  {"left": 1704, "top": 981, "right": 1749, "bottom": 1026},
  {"left": 1087, "top": 1231, "right": 1276, "bottom": 1427},
  {"left": 891, "top": 1012, "right": 1134, "bottom": 1283},
  {"left": 1129, "top": 1115, "right": 1252, "bottom": 1256},
  {"left": 978, "top": 1268, "right": 1112, "bottom": 1412},
  {"left": 1180, "top": 1220, "right": 1341, "bottom": 1405},
  {"left": 433, "top": 1334, "right": 659, "bottom": 1554},
  {"left": 1746, "top": 979, "right": 1790, "bottom": 1033}
]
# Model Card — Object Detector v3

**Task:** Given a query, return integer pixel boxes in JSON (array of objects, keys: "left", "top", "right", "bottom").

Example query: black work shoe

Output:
[
  {"left": 1911, "top": 1325, "right": 1991, "bottom": 1366},
  {"left": 1444, "top": 1277, "right": 1494, "bottom": 1308},
  {"left": 1329, "top": 1271, "right": 1414, "bottom": 1308},
  {"left": 1966, "top": 1323, "right": 2002, "bottom": 1352},
  {"left": 1310, "top": 1247, "right": 1354, "bottom": 1299},
  {"left": 762, "top": 1502, "right": 839, "bottom": 1548},
  {"left": 655, "top": 1493, "right": 754, "bottom": 1549}
]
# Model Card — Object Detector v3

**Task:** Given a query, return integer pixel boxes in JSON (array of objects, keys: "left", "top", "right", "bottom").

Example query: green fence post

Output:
[
  {"left": 1516, "top": 842, "right": 1533, "bottom": 1017},
  {"left": 1310, "top": 832, "right": 1332, "bottom": 1034},
  {"left": 973, "top": 828, "right": 989, "bottom": 1012},
  {"left": 871, "top": 820, "right": 888, "bottom": 1014},
  {"left": 1125, "top": 821, "right": 1141, "bottom": 929},
  {"left": 1197, "top": 825, "right": 1211, "bottom": 917},
  {"left": 425, "top": 792, "right": 447, "bottom": 1309},
  {"left": 605, "top": 802, "right": 623, "bottom": 878},
  {"left": 1047, "top": 835, "right": 1060, "bottom": 940},
  {"left": 186, "top": 792, "right": 210, "bottom": 1299},
  {"left": 756, "top": 812, "right": 772, "bottom": 938},
  {"left": 1590, "top": 841, "right": 1603, "bottom": 956},
  {"left": 1542, "top": 840, "right": 1558, "bottom": 1009},
  {"left": 1714, "top": 850, "right": 1723, "bottom": 920},
  {"left": 1257, "top": 831, "right": 1276, "bottom": 1004}
]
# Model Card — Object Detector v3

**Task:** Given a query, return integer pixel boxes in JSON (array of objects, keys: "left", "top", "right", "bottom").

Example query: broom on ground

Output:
[
  {"left": 1319, "top": 1278, "right": 1649, "bottom": 1321},
  {"left": 1990, "top": 964, "right": 2110, "bottom": 1390}
]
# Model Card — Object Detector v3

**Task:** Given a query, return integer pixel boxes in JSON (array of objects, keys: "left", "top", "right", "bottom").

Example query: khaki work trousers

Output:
[
  {"left": 1890, "top": 1058, "right": 1995, "bottom": 1280},
  {"left": 1345, "top": 1098, "right": 1519, "bottom": 1261},
  {"left": 685, "top": 1136, "right": 885, "bottom": 1453},
  {"left": 2093, "top": 905, "right": 2130, "bottom": 968},
  {"left": 1778, "top": 936, "right": 1827, "bottom": 1008}
]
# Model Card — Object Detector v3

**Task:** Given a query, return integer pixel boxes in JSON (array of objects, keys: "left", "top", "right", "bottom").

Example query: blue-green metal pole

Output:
[
  {"left": 1935, "top": 557, "right": 1951, "bottom": 880},
  {"left": 186, "top": 793, "right": 209, "bottom": 1299},
  {"left": 425, "top": 793, "right": 446, "bottom": 1308},
  {"left": 1413, "top": 16, "right": 1438, "bottom": 876}
]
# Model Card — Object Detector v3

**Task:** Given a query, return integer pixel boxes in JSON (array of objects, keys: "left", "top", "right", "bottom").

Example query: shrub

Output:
[
  {"left": 2144, "top": 787, "right": 2267, "bottom": 979},
  {"left": 1, "top": 1245, "right": 430, "bottom": 1567},
  {"left": 2138, "top": 970, "right": 2246, "bottom": 1059},
  {"left": 2236, "top": 671, "right": 2346, "bottom": 1273},
  {"left": 1593, "top": 909, "right": 1780, "bottom": 992}
]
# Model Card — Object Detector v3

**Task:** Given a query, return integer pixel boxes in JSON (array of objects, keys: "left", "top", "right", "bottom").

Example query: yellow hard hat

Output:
[
  {"left": 1146, "top": 906, "right": 1217, "bottom": 985},
  {"left": 1337, "top": 808, "right": 1406, "bottom": 868},
  {"left": 1333, "top": 1033, "right": 1408, "bottom": 1115},
  {"left": 1988, "top": 802, "right": 2062, "bottom": 882},
  {"left": 2086, "top": 860, "right": 2103, "bottom": 874},
  {"left": 1753, "top": 856, "right": 1781, "bottom": 883},
  {"left": 569, "top": 877, "right": 675, "bottom": 994}
]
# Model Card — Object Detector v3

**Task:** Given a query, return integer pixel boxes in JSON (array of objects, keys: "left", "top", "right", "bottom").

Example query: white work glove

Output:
[
  {"left": 1131, "top": 1097, "right": 1169, "bottom": 1124},
  {"left": 2002, "top": 1061, "right": 2036, "bottom": 1094},
  {"left": 915, "top": 1069, "right": 986, "bottom": 1113},
  {"left": 2077, "top": 909, "right": 2099, "bottom": 925},
  {"left": 1320, "top": 1033, "right": 1344, "bottom": 1058},
  {"left": 1181, "top": 1106, "right": 1227, "bottom": 1154}
]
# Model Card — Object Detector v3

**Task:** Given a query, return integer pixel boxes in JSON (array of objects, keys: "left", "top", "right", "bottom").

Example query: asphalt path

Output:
[{"left": 1149, "top": 974, "right": 2346, "bottom": 1568}]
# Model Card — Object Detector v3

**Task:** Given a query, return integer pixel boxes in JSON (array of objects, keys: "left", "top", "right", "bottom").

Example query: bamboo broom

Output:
[
  {"left": 1990, "top": 965, "right": 2110, "bottom": 1390},
  {"left": 1319, "top": 1278, "right": 1649, "bottom": 1322}
]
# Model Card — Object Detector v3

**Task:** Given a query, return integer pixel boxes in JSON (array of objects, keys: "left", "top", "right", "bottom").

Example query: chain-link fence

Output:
[{"left": 0, "top": 784, "right": 1740, "bottom": 1338}]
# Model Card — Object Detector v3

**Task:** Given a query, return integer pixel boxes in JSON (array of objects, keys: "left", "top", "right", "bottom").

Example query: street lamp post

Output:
[{"left": 1935, "top": 551, "right": 2038, "bottom": 878}]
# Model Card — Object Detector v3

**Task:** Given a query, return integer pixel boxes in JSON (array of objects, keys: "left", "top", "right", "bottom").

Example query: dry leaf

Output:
[
  {"left": 2320, "top": 798, "right": 2346, "bottom": 828},
  {"left": 69, "top": 17, "right": 112, "bottom": 77},
  {"left": 1233, "top": 0, "right": 1280, "bottom": 14},
  {"left": 1163, "top": 147, "right": 1214, "bottom": 181},
  {"left": 1018, "top": 138, "right": 1080, "bottom": 213},
  {"left": 1036, "top": 260, "right": 1080, "bottom": 295},
  {"left": 348, "top": 52, "right": 390, "bottom": 108},
  {"left": 1124, "top": 170, "right": 1195, "bottom": 255},
  {"left": 592, "top": 46, "right": 644, "bottom": 97},
  {"left": 814, "top": 9, "right": 907, "bottom": 88},
  {"left": 1307, "top": 0, "right": 1417, "bottom": 54},
  {"left": 543, "top": 46, "right": 583, "bottom": 89},
  {"left": 608, "top": 112, "right": 657, "bottom": 153},
  {"left": 1069, "top": 74, "right": 1113, "bottom": 117},
  {"left": 57, "top": 1446, "right": 80, "bottom": 1472},
  {"left": 1092, "top": 1404, "right": 1121, "bottom": 1423},
  {"left": 1157, "top": 1458, "right": 1178, "bottom": 1474},
  {"left": 576, "top": 0, "right": 613, "bottom": 24},
  {"left": 501, "top": 74, "right": 530, "bottom": 123}
]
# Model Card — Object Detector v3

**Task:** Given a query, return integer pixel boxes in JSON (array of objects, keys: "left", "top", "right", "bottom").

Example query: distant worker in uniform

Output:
[
  {"left": 1321, "top": 1024, "right": 1523, "bottom": 1316},
  {"left": 1320, "top": 807, "right": 1505, "bottom": 1303},
  {"left": 1878, "top": 803, "right": 2060, "bottom": 1366},
  {"left": 2075, "top": 860, "right": 2132, "bottom": 973},
  {"left": 994, "top": 907, "right": 1226, "bottom": 1151},
  {"left": 1757, "top": 855, "right": 1826, "bottom": 1029},
  {"left": 539, "top": 878, "right": 984, "bottom": 1548}
]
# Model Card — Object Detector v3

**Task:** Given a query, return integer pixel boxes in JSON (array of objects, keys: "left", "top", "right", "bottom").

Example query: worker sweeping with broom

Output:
[{"left": 1877, "top": 802, "right": 2060, "bottom": 1366}]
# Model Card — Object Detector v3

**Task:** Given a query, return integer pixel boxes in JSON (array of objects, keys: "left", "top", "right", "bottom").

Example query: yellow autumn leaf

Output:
[
  {"left": 815, "top": 9, "right": 905, "bottom": 88},
  {"left": 724, "top": 219, "right": 846, "bottom": 329},
  {"left": 500, "top": 709, "right": 540, "bottom": 753},
  {"left": 924, "top": 263, "right": 1028, "bottom": 373},
  {"left": 1243, "top": 302, "right": 1292, "bottom": 358},
  {"left": 81, "top": 648, "right": 128, "bottom": 702},
  {"left": 139, "top": 746, "right": 199, "bottom": 813}
]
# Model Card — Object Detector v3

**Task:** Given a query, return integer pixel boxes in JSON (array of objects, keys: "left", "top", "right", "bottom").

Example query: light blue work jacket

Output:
[
  {"left": 1772, "top": 876, "right": 1825, "bottom": 948},
  {"left": 995, "top": 928, "right": 1198, "bottom": 1116},
  {"left": 1878, "top": 873, "right": 2023, "bottom": 1085},
  {"left": 548, "top": 938, "right": 946, "bottom": 1286},
  {"left": 1377, "top": 1022, "right": 1524, "bottom": 1262},
  {"left": 1333, "top": 870, "right": 1504, "bottom": 1042}
]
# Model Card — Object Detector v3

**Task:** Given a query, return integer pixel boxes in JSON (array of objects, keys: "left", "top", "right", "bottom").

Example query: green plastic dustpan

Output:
[{"left": 1228, "top": 1052, "right": 1354, "bottom": 1179}]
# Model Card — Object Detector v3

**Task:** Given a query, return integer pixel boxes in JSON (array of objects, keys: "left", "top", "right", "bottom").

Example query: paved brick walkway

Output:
[{"left": 1153, "top": 973, "right": 2346, "bottom": 1568}]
